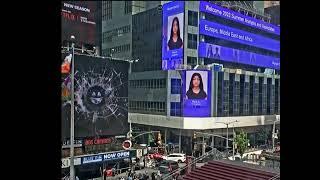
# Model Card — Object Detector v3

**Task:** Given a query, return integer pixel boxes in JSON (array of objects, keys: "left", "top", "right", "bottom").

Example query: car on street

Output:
[{"left": 162, "top": 153, "right": 186, "bottom": 163}]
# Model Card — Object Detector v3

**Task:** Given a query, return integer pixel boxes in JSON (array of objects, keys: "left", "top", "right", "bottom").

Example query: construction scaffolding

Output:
[{"left": 210, "top": 1, "right": 271, "bottom": 23}]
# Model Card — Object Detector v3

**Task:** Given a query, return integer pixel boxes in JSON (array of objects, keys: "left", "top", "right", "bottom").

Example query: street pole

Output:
[
  {"left": 226, "top": 124, "right": 229, "bottom": 151},
  {"left": 232, "top": 124, "right": 235, "bottom": 160},
  {"left": 70, "top": 36, "right": 75, "bottom": 180},
  {"left": 202, "top": 136, "right": 205, "bottom": 156},
  {"left": 272, "top": 118, "right": 280, "bottom": 152}
]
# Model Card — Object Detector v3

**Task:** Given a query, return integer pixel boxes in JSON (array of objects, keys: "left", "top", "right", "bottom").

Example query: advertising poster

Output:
[
  {"left": 162, "top": 1, "right": 185, "bottom": 70},
  {"left": 61, "top": 1, "right": 97, "bottom": 45},
  {"left": 183, "top": 70, "right": 211, "bottom": 117},
  {"left": 61, "top": 54, "right": 129, "bottom": 139}
]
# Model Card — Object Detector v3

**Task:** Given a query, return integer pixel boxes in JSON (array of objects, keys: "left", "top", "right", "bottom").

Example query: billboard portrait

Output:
[
  {"left": 183, "top": 70, "right": 211, "bottom": 117},
  {"left": 61, "top": 54, "right": 129, "bottom": 140},
  {"left": 162, "top": 1, "right": 185, "bottom": 70}
]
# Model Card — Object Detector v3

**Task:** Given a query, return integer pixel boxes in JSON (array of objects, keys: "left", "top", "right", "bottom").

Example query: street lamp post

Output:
[
  {"left": 70, "top": 35, "right": 75, "bottom": 180},
  {"left": 216, "top": 120, "right": 238, "bottom": 159},
  {"left": 272, "top": 116, "right": 280, "bottom": 152}
]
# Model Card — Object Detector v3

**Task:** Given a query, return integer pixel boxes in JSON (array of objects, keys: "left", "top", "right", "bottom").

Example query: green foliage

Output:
[{"left": 235, "top": 129, "right": 249, "bottom": 158}]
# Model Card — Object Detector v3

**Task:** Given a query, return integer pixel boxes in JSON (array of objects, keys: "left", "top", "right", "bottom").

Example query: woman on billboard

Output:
[
  {"left": 186, "top": 73, "right": 207, "bottom": 99},
  {"left": 167, "top": 17, "right": 183, "bottom": 50}
]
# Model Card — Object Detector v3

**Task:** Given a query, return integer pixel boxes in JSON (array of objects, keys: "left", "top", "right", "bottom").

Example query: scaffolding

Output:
[{"left": 210, "top": 1, "right": 271, "bottom": 23}]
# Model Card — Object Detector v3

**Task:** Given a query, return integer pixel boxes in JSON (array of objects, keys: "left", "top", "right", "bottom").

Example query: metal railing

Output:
[
  {"left": 268, "top": 173, "right": 280, "bottom": 180},
  {"left": 162, "top": 148, "right": 224, "bottom": 180}
]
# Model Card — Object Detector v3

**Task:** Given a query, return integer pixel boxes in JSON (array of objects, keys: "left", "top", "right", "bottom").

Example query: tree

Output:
[
  {"left": 234, "top": 129, "right": 249, "bottom": 159},
  {"left": 256, "top": 128, "right": 268, "bottom": 145}
]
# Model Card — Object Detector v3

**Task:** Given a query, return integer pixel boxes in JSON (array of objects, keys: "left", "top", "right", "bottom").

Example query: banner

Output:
[
  {"left": 199, "top": 1, "right": 280, "bottom": 35},
  {"left": 199, "top": 19, "right": 280, "bottom": 52},
  {"left": 198, "top": 42, "right": 280, "bottom": 69}
]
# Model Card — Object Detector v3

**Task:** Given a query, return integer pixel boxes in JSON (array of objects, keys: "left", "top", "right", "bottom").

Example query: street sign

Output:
[
  {"left": 61, "top": 157, "right": 81, "bottom": 168},
  {"left": 136, "top": 149, "right": 142, "bottom": 158}
]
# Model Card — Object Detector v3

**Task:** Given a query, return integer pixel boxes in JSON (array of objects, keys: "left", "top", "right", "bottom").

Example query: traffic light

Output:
[{"left": 193, "top": 132, "right": 197, "bottom": 139}]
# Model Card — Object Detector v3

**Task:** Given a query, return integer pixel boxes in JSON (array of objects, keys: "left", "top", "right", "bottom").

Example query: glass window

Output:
[
  {"left": 171, "top": 79, "right": 181, "bottom": 94},
  {"left": 187, "top": 33, "right": 197, "bottom": 49},
  {"left": 188, "top": 11, "right": 198, "bottom": 27}
]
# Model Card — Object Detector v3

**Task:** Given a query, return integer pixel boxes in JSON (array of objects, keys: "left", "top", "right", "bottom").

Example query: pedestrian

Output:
[{"left": 151, "top": 172, "right": 156, "bottom": 180}]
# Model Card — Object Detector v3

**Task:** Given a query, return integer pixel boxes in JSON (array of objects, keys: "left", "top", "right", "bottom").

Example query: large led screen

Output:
[
  {"left": 199, "top": 19, "right": 280, "bottom": 52},
  {"left": 199, "top": 1, "right": 280, "bottom": 35},
  {"left": 61, "top": 54, "right": 129, "bottom": 140},
  {"left": 183, "top": 70, "right": 211, "bottom": 117},
  {"left": 162, "top": 1, "right": 185, "bottom": 70},
  {"left": 198, "top": 42, "right": 280, "bottom": 69},
  {"left": 61, "top": 1, "right": 97, "bottom": 45}
]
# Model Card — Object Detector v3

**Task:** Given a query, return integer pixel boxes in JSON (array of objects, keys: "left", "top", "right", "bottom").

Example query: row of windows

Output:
[
  {"left": 104, "top": 44, "right": 130, "bottom": 55},
  {"left": 129, "top": 79, "right": 166, "bottom": 89},
  {"left": 102, "top": 25, "right": 131, "bottom": 44},
  {"left": 129, "top": 101, "right": 166, "bottom": 113},
  {"left": 102, "top": 1, "right": 112, "bottom": 21},
  {"left": 217, "top": 73, "right": 280, "bottom": 116},
  {"left": 124, "top": 1, "right": 132, "bottom": 14},
  {"left": 188, "top": 33, "right": 197, "bottom": 49}
]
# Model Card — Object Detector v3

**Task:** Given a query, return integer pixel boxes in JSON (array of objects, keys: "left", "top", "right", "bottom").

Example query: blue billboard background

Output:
[
  {"left": 183, "top": 70, "right": 211, "bottom": 117},
  {"left": 199, "top": 19, "right": 280, "bottom": 52},
  {"left": 198, "top": 42, "right": 280, "bottom": 69},
  {"left": 162, "top": 1, "right": 185, "bottom": 70},
  {"left": 199, "top": 1, "right": 280, "bottom": 35}
]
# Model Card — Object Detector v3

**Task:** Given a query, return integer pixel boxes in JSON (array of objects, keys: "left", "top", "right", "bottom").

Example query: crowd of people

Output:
[{"left": 117, "top": 170, "right": 162, "bottom": 180}]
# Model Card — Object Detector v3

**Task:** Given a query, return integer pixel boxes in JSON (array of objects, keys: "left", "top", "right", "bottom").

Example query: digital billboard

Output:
[
  {"left": 199, "top": 19, "right": 280, "bottom": 52},
  {"left": 61, "top": 1, "right": 97, "bottom": 45},
  {"left": 198, "top": 42, "right": 280, "bottom": 69},
  {"left": 199, "top": 1, "right": 280, "bottom": 35},
  {"left": 162, "top": 1, "right": 185, "bottom": 70},
  {"left": 183, "top": 70, "right": 211, "bottom": 117},
  {"left": 61, "top": 54, "right": 129, "bottom": 139}
]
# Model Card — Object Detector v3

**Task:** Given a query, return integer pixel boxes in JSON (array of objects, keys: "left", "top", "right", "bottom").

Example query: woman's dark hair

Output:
[
  {"left": 169, "top": 17, "right": 181, "bottom": 41},
  {"left": 188, "top": 73, "right": 204, "bottom": 92}
]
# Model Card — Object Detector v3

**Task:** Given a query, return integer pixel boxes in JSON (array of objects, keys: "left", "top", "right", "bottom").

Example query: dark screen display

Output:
[{"left": 61, "top": 1, "right": 97, "bottom": 45}]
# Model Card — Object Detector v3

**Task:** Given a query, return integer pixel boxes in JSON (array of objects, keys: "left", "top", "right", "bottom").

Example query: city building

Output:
[
  {"left": 264, "top": 1, "right": 280, "bottom": 9},
  {"left": 126, "top": 1, "right": 280, "bottom": 155},
  {"left": 265, "top": 4, "right": 280, "bottom": 26},
  {"left": 101, "top": 1, "right": 161, "bottom": 60}
]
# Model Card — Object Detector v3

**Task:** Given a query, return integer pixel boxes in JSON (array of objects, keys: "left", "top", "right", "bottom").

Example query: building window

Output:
[
  {"left": 103, "top": 1, "right": 112, "bottom": 20},
  {"left": 171, "top": 79, "right": 181, "bottom": 94},
  {"left": 170, "top": 102, "right": 181, "bottom": 116},
  {"left": 125, "top": 1, "right": 132, "bottom": 14},
  {"left": 187, "top": 33, "right": 197, "bottom": 49},
  {"left": 129, "top": 101, "right": 165, "bottom": 113},
  {"left": 188, "top": 11, "right": 198, "bottom": 27},
  {"left": 187, "top": 56, "right": 197, "bottom": 66}
]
